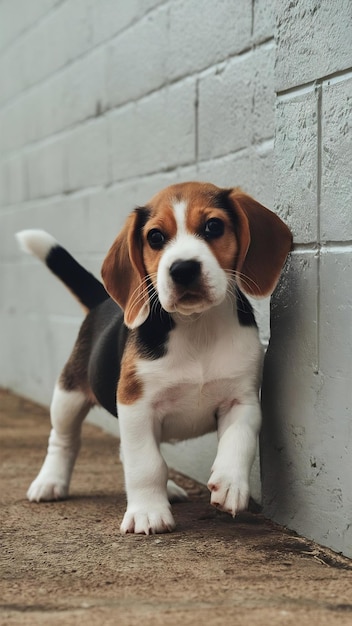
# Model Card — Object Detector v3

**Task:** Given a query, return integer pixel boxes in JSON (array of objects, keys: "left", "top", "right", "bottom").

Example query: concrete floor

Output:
[{"left": 1, "top": 389, "right": 352, "bottom": 626}]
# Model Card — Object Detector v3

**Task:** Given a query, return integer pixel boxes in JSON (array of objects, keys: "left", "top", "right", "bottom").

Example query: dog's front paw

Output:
[
  {"left": 207, "top": 467, "right": 249, "bottom": 517},
  {"left": 120, "top": 504, "right": 176, "bottom": 535},
  {"left": 27, "top": 474, "right": 69, "bottom": 502}
]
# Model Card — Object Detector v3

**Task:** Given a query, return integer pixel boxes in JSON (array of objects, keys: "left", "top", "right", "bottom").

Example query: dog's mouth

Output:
[
  {"left": 169, "top": 288, "right": 214, "bottom": 314},
  {"left": 178, "top": 291, "right": 203, "bottom": 304}
]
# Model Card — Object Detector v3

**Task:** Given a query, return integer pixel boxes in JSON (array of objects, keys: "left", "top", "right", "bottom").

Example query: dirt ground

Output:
[{"left": 1, "top": 389, "right": 352, "bottom": 626}]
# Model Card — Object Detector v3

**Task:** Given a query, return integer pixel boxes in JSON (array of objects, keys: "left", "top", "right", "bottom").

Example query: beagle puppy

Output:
[{"left": 16, "top": 182, "right": 292, "bottom": 535}]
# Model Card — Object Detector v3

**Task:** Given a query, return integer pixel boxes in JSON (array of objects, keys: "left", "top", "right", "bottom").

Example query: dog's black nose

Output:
[{"left": 169, "top": 259, "right": 201, "bottom": 286}]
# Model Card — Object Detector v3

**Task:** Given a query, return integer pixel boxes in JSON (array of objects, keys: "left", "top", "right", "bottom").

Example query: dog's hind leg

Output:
[
  {"left": 167, "top": 480, "right": 188, "bottom": 503},
  {"left": 27, "top": 385, "right": 91, "bottom": 502}
]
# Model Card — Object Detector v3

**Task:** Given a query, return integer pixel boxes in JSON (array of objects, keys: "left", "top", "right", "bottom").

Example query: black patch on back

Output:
[
  {"left": 88, "top": 299, "right": 128, "bottom": 416},
  {"left": 61, "top": 299, "right": 127, "bottom": 417},
  {"left": 47, "top": 246, "right": 109, "bottom": 310},
  {"left": 235, "top": 287, "right": 257, "bottom": 327}
]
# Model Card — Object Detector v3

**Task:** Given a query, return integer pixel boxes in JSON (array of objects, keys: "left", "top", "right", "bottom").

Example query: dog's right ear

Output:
[{"left": 101, "top": 209, "right": 150, "bottom": 329}]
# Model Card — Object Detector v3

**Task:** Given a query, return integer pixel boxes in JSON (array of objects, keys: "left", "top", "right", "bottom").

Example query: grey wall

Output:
[
  {"left": 261, "top": 0, "right": 352, "bottom": 557},
  {"left": 0, "top": 1, "right": 351, "bottom": 556}
]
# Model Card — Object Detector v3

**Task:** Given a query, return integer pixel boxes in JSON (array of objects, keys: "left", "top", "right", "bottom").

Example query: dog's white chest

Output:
[{"left": 136, "top": 311, "right": 262, "bottom": 442}]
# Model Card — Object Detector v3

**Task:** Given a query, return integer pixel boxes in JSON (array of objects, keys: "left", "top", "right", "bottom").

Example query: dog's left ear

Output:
[
  {"left": 228, "top": 189, "right": 293, "bottom": 297},
  {"left": 101, "top": 210, "right": 150, "bottom": 329}
]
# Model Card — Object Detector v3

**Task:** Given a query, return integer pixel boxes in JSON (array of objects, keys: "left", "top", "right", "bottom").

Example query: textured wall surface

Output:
[
  {"left": 0, "top": 1, "right": 273, "bottom": 492},
  {"left": 261, "top": 0, "right": 352, "bottom": 557},
  {"left": 1, "top": 1, "right": 351, "bottom": 555}
]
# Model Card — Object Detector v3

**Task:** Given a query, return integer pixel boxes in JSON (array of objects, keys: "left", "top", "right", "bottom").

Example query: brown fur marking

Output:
[{"left": 117, "top": 339, "right": 143, "bottom": 405}]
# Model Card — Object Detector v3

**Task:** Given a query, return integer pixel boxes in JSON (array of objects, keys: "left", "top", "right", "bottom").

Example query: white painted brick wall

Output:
[
  {"left": 167, "top": 0, "right": 252, "bottom": 80},
  {"left": 0, "top": 2, "right": 274, "bottom": 505},
  {"left": 109, "top": 78, "right": 197, "bottom": 181},
  {"left": 275, "top": 0, "right": 352, "bottom": 92},
  {"left": 321, "top": 77, "right": 352, "bottom": 241},
  {"left": 261, "top": 2, "right": 352, "bottom": 557},
  {"left": 274, "top": 88, "right": 318, "bottom": 243}
]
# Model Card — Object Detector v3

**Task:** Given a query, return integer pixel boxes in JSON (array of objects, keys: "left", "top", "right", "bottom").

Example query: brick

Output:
[
  {"left": 167, "top": 0, "right": 252, "bottom": 80},
  {"left": 22, "top": 2, "right": 71, "bottom": 90},
  {"left": 90, "top": 0, "right": 166, "bottom": 47},
  {"left": 109, "top": 79, "right": 196, "bottom": 181},
  {"left": 252, "top": 0, "right": 275, "bottom": 43},
  {"left": 0, "top": 163, "right": 8, "bottom": 207},
  {"left": 198, "top": 45, "right": 275, "bottom": 160},
  {"left": 319, "top": 248, "right": 352, "bottom": 394},
  {"left": 261, "top": 251, "right": 320, "bottom": 522},
  {"left": 276, "top": 0, "right": 352, "bottom": 91},
  {"left": 24, "top": 73, "right": 67, "bottom": 146},
  {"left": 321, "top": 77, "right": 352, "bottom": 241},
  {"left": 26, "top": 136, "right": 66, "bottom": 199},
  {"left": 197, "top": 144, "right": 274, "bottom": 209},
  {"left": 198, "top": 61, "right": 253, "bottom": 161},
  {"left": 251, "top": 45, "right": 275, "bottom": 143},
  {"left": 0, "top": 98, "right": 27, "bottom": 155},
  {"left": 90, "top": 0, "right": 141, "bottom": 46},
  {"left": 63, "top": 47, "right": 108, "bottom": 127},
  {"left": 107, "top": 6, "right": 168, "bottom": 109},
  {"left": 1, "top": 154, "right": 27, "bottom": 205},
  {"left": 20, "top": 1, "right": 95, "bottom": 93},
  {"left": 0, "top": 39, "right": 26, "bottom": 106},
  {"left": 274, "top": 87, "right": 318, "bottom": 244},
  {"left": 65, "top": 0, "right": 94, "bottom": 62},
  {"left": 65, "top": 118, "right": 109, "bottom": 192},
  {"left": 23, "top": 46, "right": 108, "bottom": 148},
  {"left": 312, "top": 249, "right": 352, "bottom": 553},
  {"left": 0, "top": 0, "right": 59, "bottom": 54}
]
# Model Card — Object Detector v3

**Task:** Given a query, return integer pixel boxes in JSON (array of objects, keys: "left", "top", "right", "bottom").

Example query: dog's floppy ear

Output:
[
  {"left": 101, "top": 209, "right": 150, "bottom": 328},
  {"left": 228, "top": 189, "right": 293, "bottom": 297}
]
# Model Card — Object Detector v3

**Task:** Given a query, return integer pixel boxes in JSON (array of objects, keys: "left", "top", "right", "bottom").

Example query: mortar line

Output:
[
  {"left": 194, "top": 78, "right": 200, "bottom": 163},
  {"left": 315, "top": 82, "right": 323, "bottom": 375},
  {"left": 251, "top": 0, "right": 255, "bottom": 37},
  {"left": 277, "top": 66, "right": 352, "bottom": 99}
]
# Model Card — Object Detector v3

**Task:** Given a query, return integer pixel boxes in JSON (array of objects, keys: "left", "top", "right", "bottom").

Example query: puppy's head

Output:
[{"left": 102, "top": 182, "right": 292, "bottom": 329}]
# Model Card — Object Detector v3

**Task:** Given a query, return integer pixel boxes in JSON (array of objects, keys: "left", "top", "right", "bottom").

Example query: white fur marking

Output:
[
  {"left": 171, "top": 199, "right": 188, "bottom": 235},
  {"left": 118, "top": 401, "right": 175, "bottom": 534},
  {"left": 16, "top": 229, "right": 58, "bottom": 261},
  {"left": 27, "top": 386, "right": 90, "bottom": 502}
]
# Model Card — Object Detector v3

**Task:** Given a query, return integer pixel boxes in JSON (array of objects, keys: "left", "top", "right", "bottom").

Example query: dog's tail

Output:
[{"left": 16, "top": 229, "right": 109, "bottom": 312}]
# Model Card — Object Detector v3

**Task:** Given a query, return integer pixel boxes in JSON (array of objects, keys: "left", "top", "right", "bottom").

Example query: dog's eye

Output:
[
  {"left": 147, "top": 229, "right": 166, "bottom": 249},
  {"left": 204, "top": 218, "right": 225, "bottom": 239}
]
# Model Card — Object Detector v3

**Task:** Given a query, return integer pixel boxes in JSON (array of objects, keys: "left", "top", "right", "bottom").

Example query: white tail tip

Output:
[{"left": 15, "top": 229, "right": 58, "bottom": 261}]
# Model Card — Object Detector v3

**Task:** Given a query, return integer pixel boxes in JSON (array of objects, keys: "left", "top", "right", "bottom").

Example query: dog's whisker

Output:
[
  {"left": 226, "top": 269, "right": 261, "bottom": 294},
  {"left": 127, "top": 279, "right": 155, "bottom": 313}
]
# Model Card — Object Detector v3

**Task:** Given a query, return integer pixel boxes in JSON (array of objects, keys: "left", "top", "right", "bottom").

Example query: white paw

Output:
[
  {"left": 207, "top": 467, "right": 250, "bottom": 517},
  {"left": 27, "top": 475, "right": 69, "bottom": 502},
  {"left": 120, "top": 504, "right": 176, "bottom": 535},
  {"left": 167, "top": 479, "right": 188, "bottom": 503}
]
